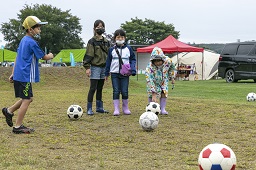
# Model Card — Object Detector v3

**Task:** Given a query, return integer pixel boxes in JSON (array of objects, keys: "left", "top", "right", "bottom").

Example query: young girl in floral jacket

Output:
[{"left": 145, "top": 47, "right": 175, "bottom": 115}]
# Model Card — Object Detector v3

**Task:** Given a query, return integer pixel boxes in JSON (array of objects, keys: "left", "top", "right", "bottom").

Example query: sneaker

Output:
[
  {"left": 2, "top": 107, "right": 14, "bottom": 127},
  {"left": 13, "top": 125, "right": 34, "bottom": 134}
]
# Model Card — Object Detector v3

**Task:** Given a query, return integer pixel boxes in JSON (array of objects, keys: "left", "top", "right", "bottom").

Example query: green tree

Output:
[
  {"left": 0, "top": 4, "right": 84, "bottom": 54},
  {"left": 121, "top": 17, "right": 180, "bottom": 45}
]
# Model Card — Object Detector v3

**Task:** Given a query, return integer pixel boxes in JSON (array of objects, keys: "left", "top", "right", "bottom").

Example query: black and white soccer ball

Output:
[
  {"left": 146, "top": 102, "right": 161, "bottom": 115},
  {"left": 139, "top": 111, "right": 159, "bottom": 131},
  {"left": 246, "top": 92, "right": 256, "bottom": 101},
  {"left": 67, "top": 105, "right": 83, "bottom": 120}
]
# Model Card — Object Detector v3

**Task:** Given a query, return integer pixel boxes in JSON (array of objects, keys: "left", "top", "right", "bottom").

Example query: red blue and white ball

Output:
[{"left": 198, "top": 143, "right": 236, "bottom": 170}]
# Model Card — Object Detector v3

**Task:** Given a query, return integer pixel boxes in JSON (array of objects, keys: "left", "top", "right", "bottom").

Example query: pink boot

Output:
[
  {"left": 113, "top": 100, "right": 120, "bottom": 116},
  {"left": 160, "top": 98, "right": 168, "bottom": 115},
  {"left": 122, "top": 99, "right": 131, "bottom": 115}
]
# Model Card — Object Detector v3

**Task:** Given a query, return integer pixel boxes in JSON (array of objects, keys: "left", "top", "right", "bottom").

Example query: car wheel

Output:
[{"left": 225, "top": 69, "right": 236, "bottom": 83}]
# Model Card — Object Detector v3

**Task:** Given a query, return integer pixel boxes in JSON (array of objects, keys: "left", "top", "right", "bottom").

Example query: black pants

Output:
[{"left": 87, "top": 79, "right": 105, "bottom": 102}]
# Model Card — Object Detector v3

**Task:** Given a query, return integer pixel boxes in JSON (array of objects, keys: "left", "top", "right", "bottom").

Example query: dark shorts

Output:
[{"left": 14, "top": 81, "right": 33, "bottom": 99}]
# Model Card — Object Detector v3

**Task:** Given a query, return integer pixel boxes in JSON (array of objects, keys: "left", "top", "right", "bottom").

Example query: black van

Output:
[{"left": 218, "top": 41, "right": 256, "bottom": 83}]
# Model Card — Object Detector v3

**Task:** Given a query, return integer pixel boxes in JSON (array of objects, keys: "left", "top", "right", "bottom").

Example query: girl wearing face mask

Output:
[
  {"left": 83, "top": 20, "right": 110, "bottom": 115},
  {"left": 105, "top": 29, "right": 137, "bottom": 116}
]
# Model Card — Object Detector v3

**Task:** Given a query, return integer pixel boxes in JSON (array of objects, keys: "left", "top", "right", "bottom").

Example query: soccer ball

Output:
[
  {"left": 246, "top": 92, "right": 256, "bottom": 101},
  {"left": 198, "top": 143, "right": 236, "bottom": 170},
  {"left": 67, "top": 105, "right": 83, "bottom": 120},
  {"left": 146, "top": 102, "right": 161, "bottom": 115},
  {"left": 139, "top": 111, "right": 159, "bottom": 131}
]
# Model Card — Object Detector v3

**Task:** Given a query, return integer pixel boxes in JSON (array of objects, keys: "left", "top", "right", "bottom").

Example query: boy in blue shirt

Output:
[{"left": 2, "top": 16, "right": 54, "bottom": 134}]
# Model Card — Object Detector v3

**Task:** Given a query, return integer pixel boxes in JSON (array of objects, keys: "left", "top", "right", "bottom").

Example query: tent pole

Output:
[
  {"left": 202, "top": 51, "right": 204, "bottom": 80},
  {"left": 177, "top": 52, "right": 179, "bottom": 79},
  {"left": 136, "top": 52, "right": 138, "bottom": 81}
]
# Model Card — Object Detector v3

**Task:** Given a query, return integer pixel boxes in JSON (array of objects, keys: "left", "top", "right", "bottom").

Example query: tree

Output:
[
  {"left": 0, "top": 4, "right": 84, "bottom": 54},
  {"left": 121, "top": 17, "right": 180, "bottom": 45}
]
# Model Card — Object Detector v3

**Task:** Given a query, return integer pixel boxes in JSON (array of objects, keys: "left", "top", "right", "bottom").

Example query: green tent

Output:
[
  {"left": 52, "top": 49, "right": 86, "bottom": 63},
  {"left": 0, "top": 49, "right": 17, "bottom": 62},
  {"left": 0, "top": 48, "right": 86, "bottom": 63}
]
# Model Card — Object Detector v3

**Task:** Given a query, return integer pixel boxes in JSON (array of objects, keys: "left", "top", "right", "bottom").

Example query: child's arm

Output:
[
  {"left": 105, "top": 47, "right": 113, "bottom": 77},
  {"left": 128, "top": 46, "right": 136, "bottom": 76},
  {"left": 9, "top": 58, "right": 16, "bottom": 83},
  {"left": 145, "top": 64, "right": 157, "bottom": 97}
]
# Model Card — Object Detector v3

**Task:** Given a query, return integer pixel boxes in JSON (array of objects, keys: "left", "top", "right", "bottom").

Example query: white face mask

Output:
[
  {"left": 33, "top": 34, "right": 41, "bottom": 39},
  {"left": 31, "top": 29, "right": 41, "bottom": 39},
  {"left": 116, "top": 40, "right": 125, "bottom": 45}
]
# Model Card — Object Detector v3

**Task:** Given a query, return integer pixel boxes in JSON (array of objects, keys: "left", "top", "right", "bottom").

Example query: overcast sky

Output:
[{"left": 0, "top": 0, "right": 255, "bottom": 47}]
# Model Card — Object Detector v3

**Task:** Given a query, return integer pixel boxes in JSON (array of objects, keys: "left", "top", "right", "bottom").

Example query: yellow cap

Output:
[{"left": 22, "top": 16, "right": 48, "bottom": 29}]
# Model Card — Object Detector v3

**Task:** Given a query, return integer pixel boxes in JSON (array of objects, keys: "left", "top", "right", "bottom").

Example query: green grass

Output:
[{"left": 1, "top": 67, "right": 256, "bottom": 170}]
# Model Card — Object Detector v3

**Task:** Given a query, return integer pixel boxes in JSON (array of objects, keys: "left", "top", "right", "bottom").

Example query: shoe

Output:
[
  {"left": 122, "top": 99, "right": 131, "bottom": 115},
  {"left": 2, "top": 107, "right": 14, "bottom": 127},
  {"left": 160, "top": 98, "right": 168, "bottom": 115},
  {"left": 13, "top": 125, "right": 34, "bottom": 134},
  {"left": 96, "top": 100, "right": 109, "bottom": 113},
  {"left": 113, "top": 100, "right": 120, "bottom": 116},
  {"left": 87, "top": 102, "right": 94, "bottom": 115}
]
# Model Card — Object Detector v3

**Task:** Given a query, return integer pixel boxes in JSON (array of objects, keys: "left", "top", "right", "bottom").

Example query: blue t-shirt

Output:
[{"left": 13, "top": 36, "right": 45, "bottom": 83}]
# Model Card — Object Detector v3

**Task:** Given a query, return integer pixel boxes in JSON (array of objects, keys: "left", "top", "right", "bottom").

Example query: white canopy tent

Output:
[{"left": 171, "top": 50, "right": 220, "bottom": 80}]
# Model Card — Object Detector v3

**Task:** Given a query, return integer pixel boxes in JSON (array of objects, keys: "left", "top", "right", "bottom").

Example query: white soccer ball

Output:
[
  {"left": 67, "top": 105, "right": 83, "bottom": 120},
  {"left": 198, "top": 143, "right": 236, "bottom": 170},
  {"left": 146, "top": 102, "right": 161, "bottom": 115},
  {"left": 246, "top": 92, "right": 256, "bottom": 101},
  {"left": 139, "top": 111, "right": 159, "bottom": 131}
]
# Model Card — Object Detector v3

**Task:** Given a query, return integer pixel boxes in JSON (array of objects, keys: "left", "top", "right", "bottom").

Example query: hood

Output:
[{"left": 150, "top": 47, "right": 165, "bottom": 61}]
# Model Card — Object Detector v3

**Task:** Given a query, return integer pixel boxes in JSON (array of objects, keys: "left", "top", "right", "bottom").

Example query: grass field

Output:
[{"left": 0, "top": 67, "right": 256, "bottom": 170}]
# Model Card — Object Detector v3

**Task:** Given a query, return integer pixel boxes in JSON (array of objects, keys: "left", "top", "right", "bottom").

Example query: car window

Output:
[
  {"left": 237, "top": 44, "right": 254, "bottom": 55},
  {"left": 221, "top": 44, "right": 238, "bottom": 55},
  {"left": 248, "top": 46, "right": 256, "bottom": 56}
]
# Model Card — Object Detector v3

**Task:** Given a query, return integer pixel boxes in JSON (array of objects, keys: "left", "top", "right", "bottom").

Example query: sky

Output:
[{"left": 0, "top": 0, "right": 256, "bottom": 47}]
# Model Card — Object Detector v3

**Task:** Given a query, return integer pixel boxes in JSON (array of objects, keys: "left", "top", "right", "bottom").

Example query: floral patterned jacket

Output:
[{"left": 145, "top": 56, "right": 175, "bottom": 97}]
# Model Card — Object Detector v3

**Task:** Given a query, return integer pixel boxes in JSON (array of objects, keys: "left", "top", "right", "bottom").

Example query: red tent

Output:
[
  {"left": 136, "top": 35, "right": 206, "bottom": 79},
  {"left": 137, "top": 35, "right": 203, "bottom": 53}
]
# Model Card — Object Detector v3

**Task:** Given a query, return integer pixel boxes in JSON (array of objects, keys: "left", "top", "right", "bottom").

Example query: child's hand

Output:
[
  {"left": 9, "top": 75, "right": 13, "bottom": 83},
  {"left": 48, "top": 53, "right": 54, "bottom": 59},
  {"left": 86, "top": 69, "right": 91, "bottom": 77}
]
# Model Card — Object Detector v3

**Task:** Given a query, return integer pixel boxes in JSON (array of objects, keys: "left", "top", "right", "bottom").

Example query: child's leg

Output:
[
  {"left": 148, "top": 96, "right": 152, "bottom": 103},
  {"left": 111, "top": 74, "right": 121, "bottom": 115},
  {"left": 160, "top": 93, "right": 168, "bottom": 115},
  {"left": 2, "top": 99, "right": 22, "bottom": 127},
  {"left": 95, "top": 79, "right": 103, "bottom": 101},
  {"left": 15, "top": 98, "right": 33, "bottom": 127},
  {"left": 9, "top": 99, "right": 22, "bottom": 113},
  {"left": 113, "top": 99, "right": 120, "bottom": 116},
  {"left": 95, "top": 79, "right": 109, "bottom": 113},
  {"left": 87, "top": 79, "right": 98, "bottom": 102},
  {"left": 87, "top": 79, "right": 98, "bottom": 115},
  {"left": 121, "top": 77, "right": 131, "bottom": 114}
]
